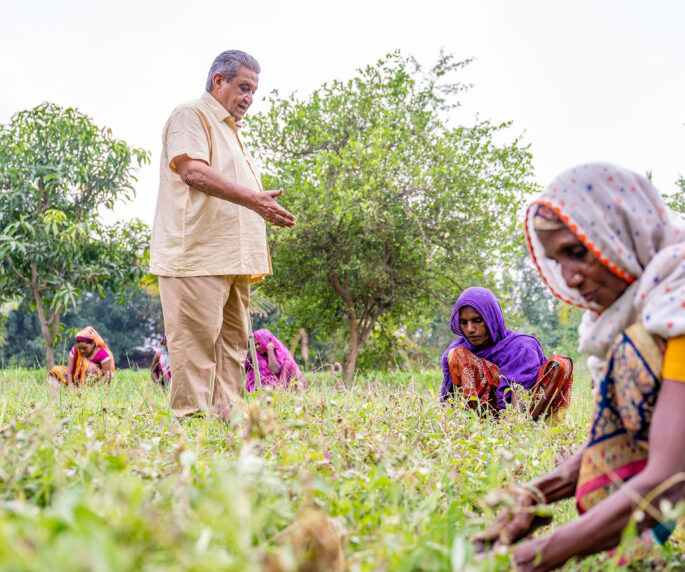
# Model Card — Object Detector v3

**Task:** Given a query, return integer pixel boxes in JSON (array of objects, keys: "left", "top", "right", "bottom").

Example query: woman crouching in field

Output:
[
  {"left": 441, "top": 287, "right": 573, "bottom": 420},
  {"left": 475, "top": 163, "right": 685, "bottom": 570},
  {"left": 244, "top": 329, "right": 305, "bottom": 392},
  {"left": 49, "top": 326, "right": 114, "bottom": 385}
]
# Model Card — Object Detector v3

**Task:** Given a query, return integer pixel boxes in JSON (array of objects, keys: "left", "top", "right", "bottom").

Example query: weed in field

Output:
[{"left": 0, "top": 367, "right": 681, "bottom": 570}]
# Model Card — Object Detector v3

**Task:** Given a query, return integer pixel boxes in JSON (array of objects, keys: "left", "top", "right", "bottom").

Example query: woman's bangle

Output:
[{"left": 513, "top": 483, "right": 547, "bottom": 505}]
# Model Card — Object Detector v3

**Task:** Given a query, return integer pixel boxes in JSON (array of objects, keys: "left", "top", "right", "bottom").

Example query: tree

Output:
[
  {"left": 246, "top": 52, "right": 537, "bottom": 380},
  {"left": 0, "top": 103, "right": 150, "bottom": 369}
]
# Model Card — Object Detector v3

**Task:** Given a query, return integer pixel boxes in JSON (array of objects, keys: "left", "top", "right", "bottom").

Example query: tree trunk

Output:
[
  {"left": 29, "top": 263, "right": 56, "bottom": 370},
  {"left": 34, "top": 300, "right": 55, "bottom": 370},
  {"left": 44, "top": 335, "right": 55, "bottom": 371},
  {"left": 342, "top": 319, "right": 360, "bottom": 382},
  {"left": 328, "top": 273, "right": 361, "bottom": 382},
  {"left": 50, "top": 310, "right": 61, "bottom": 369}
]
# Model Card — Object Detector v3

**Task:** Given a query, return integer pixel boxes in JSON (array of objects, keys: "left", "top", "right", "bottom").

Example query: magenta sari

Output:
[{"left": 245, "top": 329, "right": 305, "bottom": 392}]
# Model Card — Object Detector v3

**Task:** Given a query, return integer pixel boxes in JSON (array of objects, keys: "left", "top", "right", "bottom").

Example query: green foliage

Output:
[
  {"left": 249, "top": 286, "right": 276, "bottom": 318},
  {"left": 0, "top": 102, "right": 151, "bottom": 367},
  {"left": 0, "top": 301, "right": 46, "bottom": 368},
  {"left": 501, "top": 251, "right": 582, "bottom": 360},
  {"left": 246, "top": 52, "right": 537, "bottom": 378},
  {"left": 0, "top": 367, "right": 680, "bottom": 570},
  {"left": 0, "top": 301, "right": 20, "bottom": 348},
  {"left": 666, "top": 176, "right": 685, "bottom": 214}
]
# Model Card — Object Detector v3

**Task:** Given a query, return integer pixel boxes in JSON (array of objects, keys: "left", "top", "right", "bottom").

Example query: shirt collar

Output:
[{"left": 201, "top": 91, "right": 239, "bottom": 129}]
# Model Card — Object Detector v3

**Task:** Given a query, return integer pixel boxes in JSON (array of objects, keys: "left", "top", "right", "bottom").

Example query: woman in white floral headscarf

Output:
[{"left": 475, "top": 163, "right": 685, "bottom": 570}]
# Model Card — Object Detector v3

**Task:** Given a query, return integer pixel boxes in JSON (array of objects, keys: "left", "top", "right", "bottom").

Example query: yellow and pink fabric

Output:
[
  {"left": 524, "top": 163, "right": 685, "bottom": 527},
  {"left": 49, "top": 326, "right": 114, "bottom": 385}
]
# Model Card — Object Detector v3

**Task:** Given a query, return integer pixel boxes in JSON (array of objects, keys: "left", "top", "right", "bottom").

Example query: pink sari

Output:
[{"left": 245, "top": 329, "right": 305, "bottom": 392}]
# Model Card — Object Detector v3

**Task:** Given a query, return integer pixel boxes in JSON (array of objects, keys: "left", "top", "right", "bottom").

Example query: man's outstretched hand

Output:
[
  {"left": 252, "top": 188, "right": 296, "bottom": 227},
  {"left": 173, "top": 155, "right": 297, "bottom": 228}
]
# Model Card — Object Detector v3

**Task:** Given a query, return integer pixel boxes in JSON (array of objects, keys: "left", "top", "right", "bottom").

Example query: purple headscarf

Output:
[
  {"left": 245, "top": 329, "right": 305, "bottom": 392},
  {"left": 440, "top": 287, "right": 546, "bottom": 407}
]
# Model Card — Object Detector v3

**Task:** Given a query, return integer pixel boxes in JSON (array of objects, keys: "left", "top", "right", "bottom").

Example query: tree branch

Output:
[
  {"left": 328, "top": 273, "right": 354, "bottom": 310},
  {"left": 360, "top": 302, "right": 389, "bottom": 346},
  {"left": 8, "top": 262, "right": 32, "bottom": 287}
]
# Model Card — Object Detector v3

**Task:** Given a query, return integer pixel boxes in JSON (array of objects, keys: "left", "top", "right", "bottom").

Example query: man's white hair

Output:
[{"left": 205, "top": 50, "right": 260, "bottom": 92}]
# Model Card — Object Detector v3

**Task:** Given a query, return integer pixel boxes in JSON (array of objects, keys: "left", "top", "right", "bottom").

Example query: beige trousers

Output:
[{"left": 158, "top": 275, "right": 250, "bottom": 417}]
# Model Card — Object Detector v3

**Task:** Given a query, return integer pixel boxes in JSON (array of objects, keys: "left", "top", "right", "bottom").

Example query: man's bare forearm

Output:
[
  {"left": 174, "top": 155, "right": 295, "bottom": 227},
  {"left": 179, "top": 159, "right": 258, "bottom": 208}
]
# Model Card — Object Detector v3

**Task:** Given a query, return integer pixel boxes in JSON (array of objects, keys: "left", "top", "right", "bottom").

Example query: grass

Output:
[{"left": 0, "top": 365, "right": 682, "bottom": 571}]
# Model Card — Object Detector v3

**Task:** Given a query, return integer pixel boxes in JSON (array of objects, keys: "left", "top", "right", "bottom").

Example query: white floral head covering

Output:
[{"left": 524, "top": 162, "right": 685, "bottom": 381}]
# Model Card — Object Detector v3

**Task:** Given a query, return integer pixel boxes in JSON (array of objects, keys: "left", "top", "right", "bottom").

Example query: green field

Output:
[{"left": 0, "top": 367, "right": 682, "bottom": 571}]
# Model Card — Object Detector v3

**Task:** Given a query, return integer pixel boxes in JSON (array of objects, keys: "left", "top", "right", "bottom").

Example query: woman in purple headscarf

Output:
[
  {"left": 245, "top": 328, "right": 306, "bottom": 392},
  {"left": 441, "top": 287, "right": 573, "bottom": 418}
]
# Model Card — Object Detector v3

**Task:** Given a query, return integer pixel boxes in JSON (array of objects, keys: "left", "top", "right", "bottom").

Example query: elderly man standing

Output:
[{"left": 150, "top": 50, "right": 295, "bottom": 418}]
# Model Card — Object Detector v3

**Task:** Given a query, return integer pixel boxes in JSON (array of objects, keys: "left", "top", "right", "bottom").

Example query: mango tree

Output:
[{"left": 0, "top": 103, "right": 150, "bottom": 368}]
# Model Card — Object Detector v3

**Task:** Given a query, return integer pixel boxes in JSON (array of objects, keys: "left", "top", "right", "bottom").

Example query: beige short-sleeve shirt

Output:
[{"left": 150, "top": 92, "right": 271, "bottom": 281}]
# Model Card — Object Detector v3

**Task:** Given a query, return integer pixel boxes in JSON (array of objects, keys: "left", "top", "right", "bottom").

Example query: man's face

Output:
[{"left": 212, "top": 65, "right": 259, "bottom": 121}]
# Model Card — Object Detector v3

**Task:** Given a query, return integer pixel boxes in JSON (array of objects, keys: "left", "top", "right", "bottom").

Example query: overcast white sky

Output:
[{"left": 1, "top": 0, "right": 684, "bottom": 226}]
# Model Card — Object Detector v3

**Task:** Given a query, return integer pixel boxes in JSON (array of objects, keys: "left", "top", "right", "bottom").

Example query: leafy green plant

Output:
[{"left": 0, "top": 103, "right": 150, "bottom": 369}]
